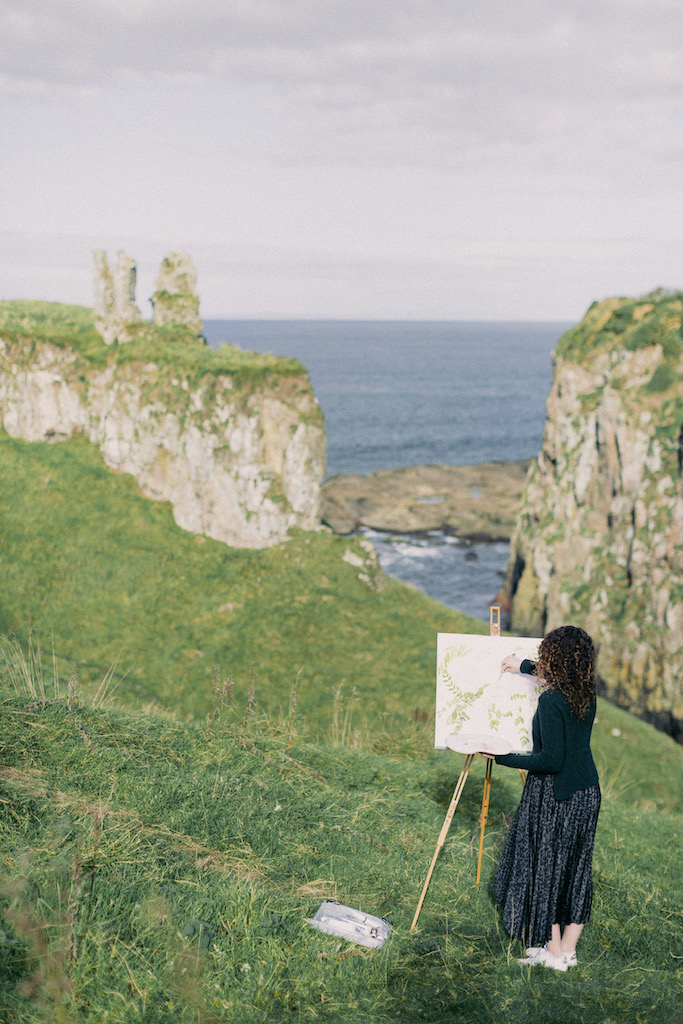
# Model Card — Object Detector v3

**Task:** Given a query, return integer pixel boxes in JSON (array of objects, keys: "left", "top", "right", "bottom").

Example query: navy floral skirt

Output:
[{"left": 492, "top": 773, "right": 601, "bottom": 946}]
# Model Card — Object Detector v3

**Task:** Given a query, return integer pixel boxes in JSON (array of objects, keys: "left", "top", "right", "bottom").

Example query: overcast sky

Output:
[{"left": 2, "top": 0, "right": 681, "bottom": 320}]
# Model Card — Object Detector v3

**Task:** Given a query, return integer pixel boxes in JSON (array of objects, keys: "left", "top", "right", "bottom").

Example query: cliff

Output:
[
  {"left": 502, "top": 290, "right": 683, "bottom": 736},
  {"left": 0, "top": 301, "right": 325, "bottom": 548}
]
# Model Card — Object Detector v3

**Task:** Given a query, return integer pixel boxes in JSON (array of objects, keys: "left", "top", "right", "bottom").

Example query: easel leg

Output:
[
  {"left": 410, "top": 753, "right": 475, "bottom": 931},
  {"left": 475, "top": 757, "right": 493, "bottom": 886}
]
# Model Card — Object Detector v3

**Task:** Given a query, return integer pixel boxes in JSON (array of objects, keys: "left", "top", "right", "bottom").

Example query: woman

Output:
[{"left": 491, "top": 625, "right": 601, "bottom": 971}]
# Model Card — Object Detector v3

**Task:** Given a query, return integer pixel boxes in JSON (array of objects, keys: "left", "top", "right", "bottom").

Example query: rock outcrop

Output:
[
  {"left": 93, "top": 250, "right": 205, "bottom": 346},
  {"left": 93, "top": 251, "right": 142, "bottom": 345},
  {"left": 501, "top": 291, "right": 683, "bottom": 736},
  {"left": 322, "top": 461, "right": 530, "bottom": 538},
  {"left": 0, "top": 328, "right": 325, "bottom": 549},
  {"left": 151, "top": 252, "right": 204, "bottom": 344}
]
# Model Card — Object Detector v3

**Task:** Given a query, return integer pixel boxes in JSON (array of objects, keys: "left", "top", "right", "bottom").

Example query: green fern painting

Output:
[{"left": 435, "top": 633, "right": 543, "bottom": 754}]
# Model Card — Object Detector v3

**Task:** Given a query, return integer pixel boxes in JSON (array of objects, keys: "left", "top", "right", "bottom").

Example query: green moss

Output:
[
  {"left": 603, "top": 302, "right": 637, "bottom": 334},
  {"left": 563, "top": 581, "right": 592, "bottom": 615},
  {"left": 578, "top": 387, "right": 605, "bottom": 413},
  {"left": 0, "top": 300, "right": 306, "bottom": 388},
  {"left": 264, "top": 477, "right": 290, "bottom": 508},
  {"left": 555, "top": 296, "right": 625, "bottom": 362},
  {"left": 556, "top": 290, "right": 683, "bottom": 364},
  {"left": 644, "top": 362, "right": 678, "bottom": 393}
]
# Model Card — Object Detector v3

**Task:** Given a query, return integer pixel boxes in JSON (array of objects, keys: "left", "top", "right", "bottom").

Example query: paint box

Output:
[{"left": 307, "top": 901, "right": 390, "bottom": 948}]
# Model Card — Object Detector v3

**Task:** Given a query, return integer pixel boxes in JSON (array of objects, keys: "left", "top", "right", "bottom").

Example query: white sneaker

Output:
[
  {"left": 523, "top": 946, "right": 577, "bottom": 969},
  {"left": 542, "top": 949, "right": 570, "bottom": 972},
  {"left": 517, "top": 945, "right": 571, "bottom": 971},
  {"left": 517, "top": 945, "right": 551, "bottom": 967}
]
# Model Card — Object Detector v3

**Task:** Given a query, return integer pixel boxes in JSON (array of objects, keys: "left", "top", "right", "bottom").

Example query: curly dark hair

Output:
[{"left": 535, "top": 625, "right": 596, "bottom": 719}]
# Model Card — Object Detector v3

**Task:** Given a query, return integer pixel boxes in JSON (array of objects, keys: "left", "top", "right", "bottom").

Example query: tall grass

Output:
[{"left": 0, "top": 639, "right": 680, "bottom": 1023}]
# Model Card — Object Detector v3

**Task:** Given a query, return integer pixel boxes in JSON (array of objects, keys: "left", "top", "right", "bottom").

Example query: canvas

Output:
[{"left": 434, "top": 633, "right": 544, "bottom": 754}]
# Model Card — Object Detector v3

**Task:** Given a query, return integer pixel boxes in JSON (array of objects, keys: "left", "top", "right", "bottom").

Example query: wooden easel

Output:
[{"left": 410, "top": 605, "right": 502, "bottom": 932}]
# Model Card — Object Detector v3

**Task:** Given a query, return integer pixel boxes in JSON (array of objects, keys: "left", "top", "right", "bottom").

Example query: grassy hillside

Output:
[
  {"left": 0, "top": 309, "right": 681, "bottom": 1021},
  {"left": 0, "top": 430, "right": 485, "bottom": 730},
  {"left": 0, "top": 662, "right": 680, "bottom": 1024}
]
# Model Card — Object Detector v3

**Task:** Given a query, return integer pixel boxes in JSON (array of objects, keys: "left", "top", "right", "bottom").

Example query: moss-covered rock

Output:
[
  {"left": 0, "top": 301, "right": 325, "bottom": 548},
  {"left": 502, "top": 290, "right": 683, "bottom": 736},
  {"left": 150, "top": 251, "right": 204, "bottom": 344},
  {"left": 321, "top": 460, "right": 531, "bottom": 538}
]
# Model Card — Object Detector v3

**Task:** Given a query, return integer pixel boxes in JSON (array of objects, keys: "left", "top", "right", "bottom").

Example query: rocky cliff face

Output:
[
  {"left": 502, "top": 291, "right": 683, "bottom": 736},
  {"left": 0, "top": 331, "right": 325, "bottom": 549}
]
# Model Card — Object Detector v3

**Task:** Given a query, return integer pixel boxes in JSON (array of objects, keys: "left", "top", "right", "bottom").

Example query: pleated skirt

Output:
[{"left": 492, "top": 773, "right": 601, "bottom": 946}]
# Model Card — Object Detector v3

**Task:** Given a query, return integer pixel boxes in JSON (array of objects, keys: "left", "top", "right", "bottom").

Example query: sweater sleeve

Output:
[{"left": 495, "top": 695, "right": 565, "bottom": 773}]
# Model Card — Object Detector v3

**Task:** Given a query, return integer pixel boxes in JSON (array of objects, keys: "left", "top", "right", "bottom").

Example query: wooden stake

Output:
[
  {"left": 410, "top": 753, "right": 475, "bottom": 931},
  {"left": 476, "top": 755, "right": 493, "bottom": 886}
]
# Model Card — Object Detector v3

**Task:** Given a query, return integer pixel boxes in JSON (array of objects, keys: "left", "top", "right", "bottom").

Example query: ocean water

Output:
[{"left": 204, "top": 320, "right": 570, "bottom": 620}]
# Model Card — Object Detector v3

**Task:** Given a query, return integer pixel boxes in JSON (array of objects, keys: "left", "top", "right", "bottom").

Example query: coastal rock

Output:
[
  {"left": 0, "top": 335, "right": 325, "bottom": 549},
  {"left": 93, "top": 250, "right": 142, "bottom": 345},
  {"left": 321, "top": 461, "right": 530, "bottom": 538},
  {"left": 501, "top": 291, "right": 683, "bottom": 736},
  {"left": 151, "top": 252, "right": 204, "bottom": 343},
  {"left": 94, "top": 250, "right": 205, "bottom": 346}
]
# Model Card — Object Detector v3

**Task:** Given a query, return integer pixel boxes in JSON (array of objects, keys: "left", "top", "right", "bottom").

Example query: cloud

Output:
[
  {"left": 5, "top": 1, "right": 681, "bottom": 104},
  {"left": 2, "top": 1, "right": 681, "bottom": 318},
  {"left": 3, "top": 0, "right": 680, "bottom": 178}
]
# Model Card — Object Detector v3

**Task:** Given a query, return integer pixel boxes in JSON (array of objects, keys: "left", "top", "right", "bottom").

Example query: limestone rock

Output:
[
  {"left": 151, "top": 252, "right": 204, "bottom": 343},
  {"left": 0, "top": 337, "right": 325, "bottom": 549},
  {"left": 93, "top": 251, "right": 142, "bottom": 345},
  {"left": 501, "top": 291, "right": 683, "bottom": 736},
  {"left": 321, "top": 461, "right": 530, "bottom": 538}
]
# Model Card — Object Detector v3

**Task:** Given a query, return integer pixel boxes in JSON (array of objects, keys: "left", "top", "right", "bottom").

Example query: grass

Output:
[
  {"left": 0, "top": 312, "right": 681, "bottom": 1021},
  {"left": 0, "top": 300, "right": 307, "bottom": 386},
  {"left": 0, "top": 430, "right": 483, "bottom": 729},
  {"left": 0, "top": 654, "right": 680, "bottom": 1024},
  {"left": 555, "top": 289, "right": 682, "bottom": 369}
]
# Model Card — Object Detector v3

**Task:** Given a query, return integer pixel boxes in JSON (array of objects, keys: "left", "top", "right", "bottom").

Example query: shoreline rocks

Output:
[{"left": 321, "top": 460, "right": 531, "bottom": 539}]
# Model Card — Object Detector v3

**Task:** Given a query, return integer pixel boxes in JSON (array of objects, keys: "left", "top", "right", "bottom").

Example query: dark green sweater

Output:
[{"left": 495, "top": 678, "right": 599, "bottom": 801}]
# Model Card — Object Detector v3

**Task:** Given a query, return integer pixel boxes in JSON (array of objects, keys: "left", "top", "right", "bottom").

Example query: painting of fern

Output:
[{"left": 434, "top": 633, "right": 543, "bottom": 753}]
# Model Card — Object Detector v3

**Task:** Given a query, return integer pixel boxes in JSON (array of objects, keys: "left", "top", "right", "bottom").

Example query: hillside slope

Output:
[
  {"left": 0, "top": 673, "right": 680, "bottom": 1024},
  {"left": 0, "top": 430, "right": 485, "bottom": 728}
]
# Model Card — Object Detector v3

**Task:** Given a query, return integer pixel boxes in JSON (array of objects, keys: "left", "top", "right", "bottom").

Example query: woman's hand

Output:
[{"left": 501, "top": 655, "right": 522, "bottom": 673}]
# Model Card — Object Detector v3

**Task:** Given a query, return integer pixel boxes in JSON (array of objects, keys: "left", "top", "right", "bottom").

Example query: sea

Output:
[{"left": 204, "top": 320, "right": 571, "bottom": 622}]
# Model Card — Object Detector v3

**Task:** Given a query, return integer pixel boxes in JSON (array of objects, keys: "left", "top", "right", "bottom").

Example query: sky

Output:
[{"left": 1, "top": 0, "right": 682, "bottom": 321}]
